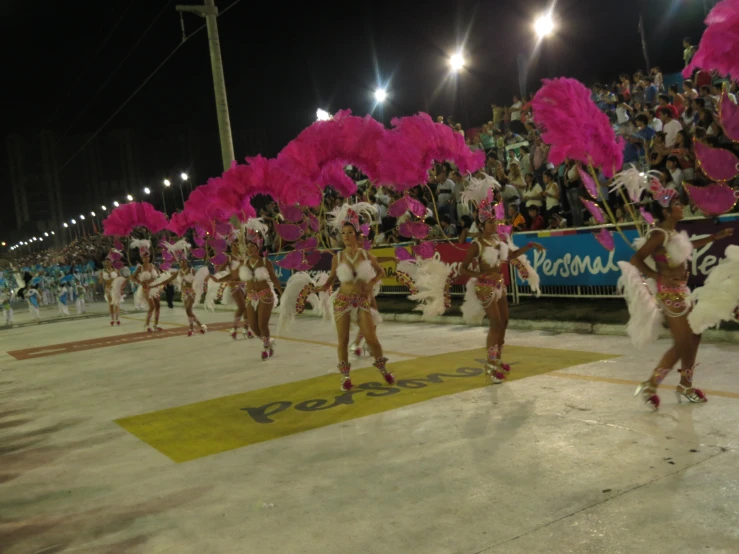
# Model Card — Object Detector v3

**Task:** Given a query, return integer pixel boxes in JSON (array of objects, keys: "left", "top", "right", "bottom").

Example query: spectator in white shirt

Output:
[
  {"left": 665, "top": 156, "right": 685, "bottom": 196},
  {"left": 648, "top": 109, "right": 663, "bottom": 132},
  {"left": 658, "top": 107, "right": 682, "bottom": 148}
]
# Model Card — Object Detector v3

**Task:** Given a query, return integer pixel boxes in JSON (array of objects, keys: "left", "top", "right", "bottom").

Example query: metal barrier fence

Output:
[{"left": 380, "top": 264, "right": 619, "bottom": 304}]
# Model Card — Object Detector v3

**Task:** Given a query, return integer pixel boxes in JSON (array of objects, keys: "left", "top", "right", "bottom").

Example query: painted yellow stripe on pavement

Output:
[
  {"left": 115, "top": 346, "right": 618, "bottom": 463},
  {"left": 551, "top": 372, "right": 739, "bottom": 399}
]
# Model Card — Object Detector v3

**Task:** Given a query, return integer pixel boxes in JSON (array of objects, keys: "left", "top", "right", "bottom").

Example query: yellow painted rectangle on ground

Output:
[{"left": 115, "top": 346, "right": 618, "bottom": 463}]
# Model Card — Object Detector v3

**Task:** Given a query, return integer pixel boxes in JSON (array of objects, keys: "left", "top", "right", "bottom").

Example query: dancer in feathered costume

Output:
[
  {"left": 0, "top": 285, "right": 13, "bottom": 326},
  {"left": 101, "top": 255, "right": 125, "bottom": 326},
  {"left": 161, "top": 240, "right": 209, "bottom": 336},
  {"left": 56, "top": 280, "right": 70, "bottom": 316},
  {"left": 74, "top": 279, "right": 86, "bottom": 314},
  {"left": 209, "top": 235, "right": 247, "bottom": 340},
  {"left": 240, "top": 219, "right": 283, "bottom": 360},
  {"left": 131, "top": 239, "right": 164, "bottom": 332},
  {"left": 26, "top": 285, "right": 41, "bottom": 321},
  {"left": 619, "top": 182, "right": 733, "bottom": 411},
  {"left": 317, "top": 202, "right": 395, "bottom": 391},
  {"left": 459, "top": 176, "right": 545, "bottom": 384}
]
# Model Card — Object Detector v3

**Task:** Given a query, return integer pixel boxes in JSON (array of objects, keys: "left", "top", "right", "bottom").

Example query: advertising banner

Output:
[
  {"left": 268, "top": 214, "right": 737, "bottom": 290},
  {"left": 514, "top": 214, "right": 738, "bottom": 288}
]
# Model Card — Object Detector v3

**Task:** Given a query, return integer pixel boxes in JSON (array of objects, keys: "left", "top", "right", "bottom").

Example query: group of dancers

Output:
[{"left": 0, "top": 269, "right": 95, "bottom": 326}]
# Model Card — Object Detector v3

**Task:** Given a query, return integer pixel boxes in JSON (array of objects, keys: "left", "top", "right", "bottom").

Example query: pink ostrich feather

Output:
[
  {"left": 594, "top": 228, "right": 615, "bottom": 252},
  {"left": 275, "top": 223, "right": 305, "bottom": 242},
  {"left": 412, "top": 241, "right": 436, "bottom": 259},
  {"left": 683, "top": 0, "right": 739, "bottom": 79},
  {"left": 694, "top": 141, "right": 739, "bottom": 182},
  {"left": 719, "top": 91, "right": 739, "bottom": 141},
  {"left": 278, "top": 202, "right": 303, "bottom": 223},
  {"left": 685, "top": 182, "right": 739, "bottom": 216},
  {"left": 168, "top": 211, "right": 196, "bottom": 236},
  {"left": 274, "top": 110, "right": 385, "bottom": 202},
  {"left": 532, "top": 78, "right": 623, "bottom": 177},
  {"left": 211, "top": 252, "right": 228, "bottom": 266},
  {"left": 577, "top": 167, "right": 600, "bottom": 199},
  {"left": 376, "top": 113, "right": 484, "bottom": 190},
  {"left": 640, "top": 207, "right": 655, "bottom": 225},
  {"left": 399, "top": 221, "right": 430, "bottom": 239},
  {"left": 103, "top": 202, "right": 168, "bottom": 236},
  {"left": 496, "top": 225, "right": 513, "bottom": 241},
  {"left": 295, "top": 237, "right": 318, "bottom": 251},
  {"left": 395, "top": 246, "right": 413, "bottom": 262},
  {"left": 388, "top": 195, "right": 426, "bottom": 218},
  {"left": 275, "top": 250, "right": 321, "bottom": 271},
  {"left": 580, "top": 198, "right": 606, "bottom": 224}
]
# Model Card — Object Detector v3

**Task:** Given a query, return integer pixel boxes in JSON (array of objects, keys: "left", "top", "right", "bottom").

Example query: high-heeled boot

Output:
[
  {"left": 373, "top": 356, "right": 395, "bottom": 385},
  {"left": 338, "top": 361, "right": 352, "bottom": 392}
]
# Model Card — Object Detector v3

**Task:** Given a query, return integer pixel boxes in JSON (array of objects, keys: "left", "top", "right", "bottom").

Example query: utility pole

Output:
[{"left": 176, "top": 0, "right": 235, "bottom": 171}]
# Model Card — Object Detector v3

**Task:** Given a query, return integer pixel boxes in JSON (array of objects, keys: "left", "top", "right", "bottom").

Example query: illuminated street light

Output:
[
  {"left": 374, "top": 88, "right": 387, "bottom": 103},
  {"left": 316, "top": 108, "right": 331, "bottom": 121},
  {"left": 449, "top": 52, "right": 465, "bottom": 72},
  {"left": 51, "top": 231, "right": 55, "bottom": 235},
  {"left": 80, "top": 215, "right": 85, "bottom": 220},
  {"left": 90, "top": 211, "right": 96, "bottom": 217},
  {"left": 144, "top": 187, "right": 151, "bottom": 195},
  {"left": 163, "top": 179, "right": 171, "bottom": 187},
  {"left": 63, "top": 223, "right": 68, "bottom": 228},
  {"left": 1, "top": 242, "right": 5, "bottom": 246},
  {"left": 126, "top": 195, "right": 133, "bottom": 201},
  {"left": 180, "top": 173, "right": 188, "bottom": 181},
  {"left": 113, "top": 201, "right": 120, "bottom": 207},
  {"left": 534, "top": 12, "right": 555, "bottom": 38},
  {"left": 102, "top": 205, "right": 107, "bottom": 211},
  {"left": 44, "top": 232, "right": 49, "bottom": 237}
]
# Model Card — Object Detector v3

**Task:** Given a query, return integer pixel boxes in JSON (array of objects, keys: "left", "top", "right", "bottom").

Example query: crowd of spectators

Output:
[
  {"left": 9, "top": 42, "right": 739, "bottom": 258},
  {"left": 11, "top": 234, "right": 114, "bottom": 268}
]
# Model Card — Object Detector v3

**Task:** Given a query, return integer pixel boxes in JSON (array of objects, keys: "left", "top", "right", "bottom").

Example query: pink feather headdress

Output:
[
  {"left": 164, "top": 239, "right": 191, "bottom": 262},
  {"left": 327, "top": 202, "right": 377, "bottom": 236},
  {"left": 683, "top": 0, "right": 739, "bottom": 79},
  {"left": 532, "top": 78, "right": 624, "bottom": 177},
  {"left": 648, "top": 180, "right": 677, "bottom": 208},
  {"left": 129, "top": 239, "right": 152, "bottom": 256},
  {"left": 244, "top": 218, "right": 268, "bottom": 248},
  {"left": 459, "top": 174, "right": 503, "bottom": 223},
  {"left": 102, "top": 202, "right": 169, "bottom": 236}
]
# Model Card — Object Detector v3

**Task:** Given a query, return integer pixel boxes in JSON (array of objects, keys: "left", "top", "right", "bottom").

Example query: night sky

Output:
[{"left": 0, "top": 0, "right": 710, "bottom": 239}]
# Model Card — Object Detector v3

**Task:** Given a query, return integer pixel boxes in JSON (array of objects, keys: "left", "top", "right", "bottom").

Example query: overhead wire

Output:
[
  {"left": 46, "top": 0, "right": 140, "bottom": 125},
  {"left": 56, "top": 0, "right": 244, "bottom": 174},
  {"left": 58, "top": 0, "right": 176, "bottom": 140}
]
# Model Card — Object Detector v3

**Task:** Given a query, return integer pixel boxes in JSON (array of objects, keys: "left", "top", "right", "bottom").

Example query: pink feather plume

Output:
[
  {"left": 103, "top": 202, "right": 168, "bottom": 236},
  {"left": 532, "top": 78, "right": 623, "bottom": 177},
  {"left": 683, "top": 0, "right": 739, "bottom": 79}
]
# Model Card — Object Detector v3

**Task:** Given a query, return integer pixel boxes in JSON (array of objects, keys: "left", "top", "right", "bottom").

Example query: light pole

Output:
[
  {"left": 181, "top": 172, "right": 192, "bottom": 194},
  {"left": 163, "top": 179, "right": 171, "bottom": 213},
  {"left": 180, "top": 172, "right": 190, "bottom": 201},
  {"left": 176, "top": 0, "right": 235, "bottom": 171}
]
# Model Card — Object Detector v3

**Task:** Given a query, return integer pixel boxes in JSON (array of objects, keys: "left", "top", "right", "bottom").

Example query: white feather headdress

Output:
[
  {"left": 609, "top": 168, "right": 662, "bottom": 203},
  {"left": 460, "top": 173, "right": 501, "bottom": 210},
  {"left": 327, "top": 202, "right": 377, "bottom": 233},
  {"left": 244, "top": 218, "right": 268, "bottom": 247},
  {"left": 164, "top": 239, "right": 191, "bottom": 261},
  {"left": 130, "top": 239, "right": 152, "bottom": 254}
]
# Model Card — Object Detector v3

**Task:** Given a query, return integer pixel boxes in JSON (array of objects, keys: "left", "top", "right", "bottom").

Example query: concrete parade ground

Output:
[{"left": 1, "top": 301, "right": 738, "bottom": 554}]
